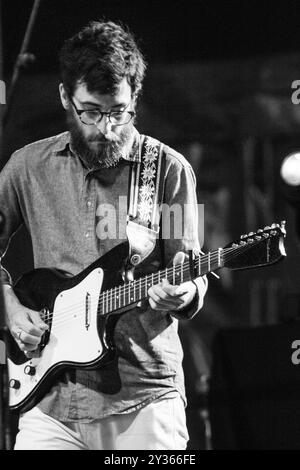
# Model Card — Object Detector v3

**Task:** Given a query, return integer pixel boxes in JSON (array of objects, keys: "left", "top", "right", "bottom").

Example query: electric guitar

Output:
[{"left": 6, "top": 221, "right": 286, "bottom": 412}]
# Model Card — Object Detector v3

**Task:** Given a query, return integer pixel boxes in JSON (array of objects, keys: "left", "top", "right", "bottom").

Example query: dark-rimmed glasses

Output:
[{"left": 70, "top": 98, "right": 135, "bottom": 126}]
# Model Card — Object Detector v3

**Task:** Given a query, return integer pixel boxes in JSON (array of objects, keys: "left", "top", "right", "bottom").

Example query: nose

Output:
[{"left": 94, "top": 114, "right": 112, "bottom": 136}]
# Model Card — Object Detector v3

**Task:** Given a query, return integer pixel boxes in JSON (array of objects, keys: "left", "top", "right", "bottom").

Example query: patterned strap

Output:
[
  {"left": 126, "top": 135, "right": 165, "bottom": 267},
  {"left": 128, "top": 135, "right": 165, "bottom": 232}
]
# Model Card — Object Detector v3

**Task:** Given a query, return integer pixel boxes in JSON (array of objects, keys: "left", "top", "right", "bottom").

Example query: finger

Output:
[
  {"left": 148, "top": 291, "right": 185, "bottom": 311},
  {"left": 174, "top": 286, "right": 189, "bottom": 296},
  {"left": 18, "top": 340, "right": 40, "bottom": 352},
  {"left": 148, "top": 297, "right": 171, "bottom": 311},
  {"left": 160, "top": 278, "right": 185, "bottom": 297},
  {"left": 17, "top": 330, "right": 42, "bottom": 347},
  {"left": 27, "top": 310, "right": 49, "bottom": 331},
  {"left": 24, "top": 350, "right": 40, "bottom": 359},
  {"left": 150, "top": 281, "right": 182, "bottom": 299},
  {"left": 148, "top": 286, "right": 184, "bottom": 307}
]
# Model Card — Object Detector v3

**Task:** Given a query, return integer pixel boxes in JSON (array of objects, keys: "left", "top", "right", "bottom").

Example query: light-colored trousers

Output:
[{"left": 14, "top": 394, "right": 188, "bottom": 450}]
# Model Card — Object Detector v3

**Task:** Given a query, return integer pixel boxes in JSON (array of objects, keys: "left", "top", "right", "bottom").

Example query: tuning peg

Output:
[
  {"left": 231, "top": 243, "right": 239, "bottom": 248},
  {"left": 240, "top": 234, "right": 248, "bottom": 239},
  {"left": 247, "top": 238, "right": 254, "bottom": 244},
  {"left": 263, "top": 233, "right": 270, "bottom": 238},
  {"left": 271, "top": 223, "right": 278, "bottom": 229},
  {"left": 239, "top": 240, "right": 247, "bottom": 246},
  {"left": 264, "top": 226, "right": 271, "bottom": 230},
  {"left": 280, "top": 221, "right": 287, "bottom": 235},
  {"left": 255, "top": 235, "right": 262, "bottom": 241},
  {"left": 248, "top": 231, "right": 255, "bottom": 237},
  {"left": 270, "top": 230, "right": 277, "bottom": 236}
]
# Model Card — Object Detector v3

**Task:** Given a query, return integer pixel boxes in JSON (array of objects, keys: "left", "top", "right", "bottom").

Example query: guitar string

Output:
[
  {"left": 41, "top": 238, "right": 269, "bottom": 331},
  {"left": 39, "top": 238, "right": 270, "bottom": 329},
  {"left": 38, "top": 250, "right": 225, "bottom": 330},
  {"left": 37, "top": 239, "right": 268, "bottom": 330},
  {"left": 39, "top": 244, "right": 238, "bottom": 325}
]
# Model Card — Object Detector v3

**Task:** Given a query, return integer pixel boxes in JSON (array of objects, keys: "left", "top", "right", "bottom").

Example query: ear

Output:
[
  {"left": 59, "top": 83, "right": 69, "bottom": 110},
  {"left": 131, "top": 93, "right": 138, "bottom": 109}
]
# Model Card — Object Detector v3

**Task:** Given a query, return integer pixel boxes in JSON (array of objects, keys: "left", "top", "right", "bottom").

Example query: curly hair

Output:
[{"left": 59, "top": 20, "right": 147, "bottom": 99}]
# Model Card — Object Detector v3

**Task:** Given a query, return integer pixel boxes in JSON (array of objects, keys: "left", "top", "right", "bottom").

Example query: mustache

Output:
[{"left": 87, "top": 135, "right": 118, "bottom": 144}]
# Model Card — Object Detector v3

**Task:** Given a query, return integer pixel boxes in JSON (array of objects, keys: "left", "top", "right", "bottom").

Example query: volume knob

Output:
[
  {"left": 9, "top": 379, "right": 21, "bottom": 389},
  {"left": 24, "top": 365, "right": 36, "bottom": 376}
]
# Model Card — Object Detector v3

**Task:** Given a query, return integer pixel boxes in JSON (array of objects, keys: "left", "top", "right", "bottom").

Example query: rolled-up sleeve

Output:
[
  {"left": 0, "top": 152, "right": 24, "bottom": 285},
  {"left": 162, "top": 150, "right": 208, "bottom": 320}
]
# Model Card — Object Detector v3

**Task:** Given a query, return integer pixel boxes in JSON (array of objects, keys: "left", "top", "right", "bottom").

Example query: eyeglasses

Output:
[{"left": 70, "top": 98, "right": 135, "bottom": 126}]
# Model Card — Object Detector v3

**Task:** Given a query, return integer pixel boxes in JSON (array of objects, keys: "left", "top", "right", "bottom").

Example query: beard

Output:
[{"left": 66, "top": 109, "right": 135, "bottom": 169}]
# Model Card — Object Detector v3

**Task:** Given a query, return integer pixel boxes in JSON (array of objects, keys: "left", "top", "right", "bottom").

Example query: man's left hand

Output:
[{"left": 148, "top": 278, "right": 196, "bottom": 311}]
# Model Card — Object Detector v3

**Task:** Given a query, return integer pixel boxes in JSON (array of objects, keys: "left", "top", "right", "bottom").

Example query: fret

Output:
[
  {"left": 114, "top": 287, "right": 116, "bottom": 311},
  {"left": 133, "top": 281, "right": 136, "bottom": 302},
  {"left": 197, "top": 255, "right": 201, "bottom": 277},
  {"left": 173, "top": 265, "right": 175, "bottom": 285},
  {"left": 145, "top": 274, "right": 149, "bottom": 295},
  {"left": 203, "top": 254, "right": 208, "bottom": 274},
  {"left": 98, "top": 295, "right": 101, "bottom": 315},
  {"left": 139, "top": 277, "right": 142, "bottom": 301},
  {"left": 181, "top": 263, "right": 183, "bottom": 283},
  {"left": 110, "top": 289, "right": 112, "bottom": 313},
  {"left": 208, "top": 252, "right": 211, "bottom": 272},
  {"left": 218, "top": 248, "right": 221, "bottom": 267}
]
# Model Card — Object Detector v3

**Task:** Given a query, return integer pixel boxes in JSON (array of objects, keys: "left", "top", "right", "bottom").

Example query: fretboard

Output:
[{"left": 98, "top": 248, "right": 224, "bottom": 315}]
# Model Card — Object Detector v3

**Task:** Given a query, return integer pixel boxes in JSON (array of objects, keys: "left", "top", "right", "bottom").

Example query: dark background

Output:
[
  {"left": 3, "top": 0, "right": 300, "bottom": 72},
  {"left": 2, "top": 0, "right": 300, "bottom": 450}
]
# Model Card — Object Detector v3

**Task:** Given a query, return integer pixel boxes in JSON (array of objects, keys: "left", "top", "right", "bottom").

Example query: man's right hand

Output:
[{"left": 3, "top": 285, "right": 48, "bottom": 355}]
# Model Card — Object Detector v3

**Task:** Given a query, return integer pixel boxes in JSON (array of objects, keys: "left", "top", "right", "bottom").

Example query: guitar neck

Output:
[
  {"left": 99, "top": 249, "right": 223, "bottom": 315},
  {"left": 98, "top": 219, "right": 287, "bottom": 315}
]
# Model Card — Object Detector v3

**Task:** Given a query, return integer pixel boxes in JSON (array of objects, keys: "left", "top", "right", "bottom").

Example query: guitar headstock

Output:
[{"left": 223, "top": 221, "right": 286, "bottom": 270}]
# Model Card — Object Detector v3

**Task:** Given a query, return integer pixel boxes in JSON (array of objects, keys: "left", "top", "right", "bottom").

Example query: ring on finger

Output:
[{"left": 17, "top": 330, "right": 22, "bottom": 341}]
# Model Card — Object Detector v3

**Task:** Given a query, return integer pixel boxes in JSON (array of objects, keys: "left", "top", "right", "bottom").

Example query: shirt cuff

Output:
[
  {"left": 170, "top": 275, "right": 208, "bottom": 320},
  {"left": 0, "top": 266, "right": 13, "bottom": 286}
]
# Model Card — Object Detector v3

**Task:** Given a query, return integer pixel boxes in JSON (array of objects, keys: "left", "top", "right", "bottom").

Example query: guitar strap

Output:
[{"left": 126, "top": 135, "right": 165, "bottom": 268}]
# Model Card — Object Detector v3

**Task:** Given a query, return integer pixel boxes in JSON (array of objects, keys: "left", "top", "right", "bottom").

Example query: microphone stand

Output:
[
  {"left": 2, "top": 0, "right": 43, "bottom": 129},
  {"left": 0, "top": 257, "right": 9, "bottom": 450},
  {"left": 0, "top": 0, "right": 43, "bottom": 449}
]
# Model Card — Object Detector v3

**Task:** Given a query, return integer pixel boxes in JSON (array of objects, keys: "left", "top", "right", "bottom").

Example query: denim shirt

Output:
[{"left": 0, "top": 130, "right": 207, "bottom": 422}]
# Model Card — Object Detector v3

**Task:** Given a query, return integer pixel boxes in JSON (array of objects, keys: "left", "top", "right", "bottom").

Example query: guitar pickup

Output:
[{"left": 85, "top": 292, "right": 91, "bottom": 330}]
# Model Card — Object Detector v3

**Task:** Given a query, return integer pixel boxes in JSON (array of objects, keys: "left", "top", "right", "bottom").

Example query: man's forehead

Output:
[{"left": 73, "top": 78, "right": 132, "bottom": 105}]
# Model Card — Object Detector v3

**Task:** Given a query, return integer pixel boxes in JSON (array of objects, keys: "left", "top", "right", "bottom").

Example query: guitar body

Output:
[{"left": 7, "top": 241, "right": 130, "bottom": 412}]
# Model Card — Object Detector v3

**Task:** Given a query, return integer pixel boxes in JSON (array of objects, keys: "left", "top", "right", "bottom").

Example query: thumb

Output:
[
  {"left": 172, "top": 252, "right": 189, "bottom": 294},
  {"left": 172, "top": 251, "right": 186, "bottom": 266}
]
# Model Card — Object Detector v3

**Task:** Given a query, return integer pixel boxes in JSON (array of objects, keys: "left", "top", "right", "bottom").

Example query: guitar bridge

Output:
[{"left": 39, "top": 307, "right": 51, "bottom": 349}]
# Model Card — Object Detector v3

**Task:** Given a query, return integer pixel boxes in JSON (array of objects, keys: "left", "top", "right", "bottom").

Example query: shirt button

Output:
[{"left": 87, "top": 201, "right": 92, "bottom": 208}]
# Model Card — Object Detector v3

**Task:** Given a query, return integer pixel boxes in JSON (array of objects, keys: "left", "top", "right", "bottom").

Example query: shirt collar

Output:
[{"left": 53, "top": 129, "right": 141, "bottom": 164}]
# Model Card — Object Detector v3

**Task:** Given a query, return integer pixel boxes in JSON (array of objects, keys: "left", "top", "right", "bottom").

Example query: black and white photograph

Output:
[{"left": 0, "top": 0, "right": 300, "bottom": 452}]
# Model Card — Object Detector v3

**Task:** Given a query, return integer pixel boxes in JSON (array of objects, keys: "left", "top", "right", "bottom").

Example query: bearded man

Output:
[{"left": 0, "top": 20, "right": 207, "bottom": 450}]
